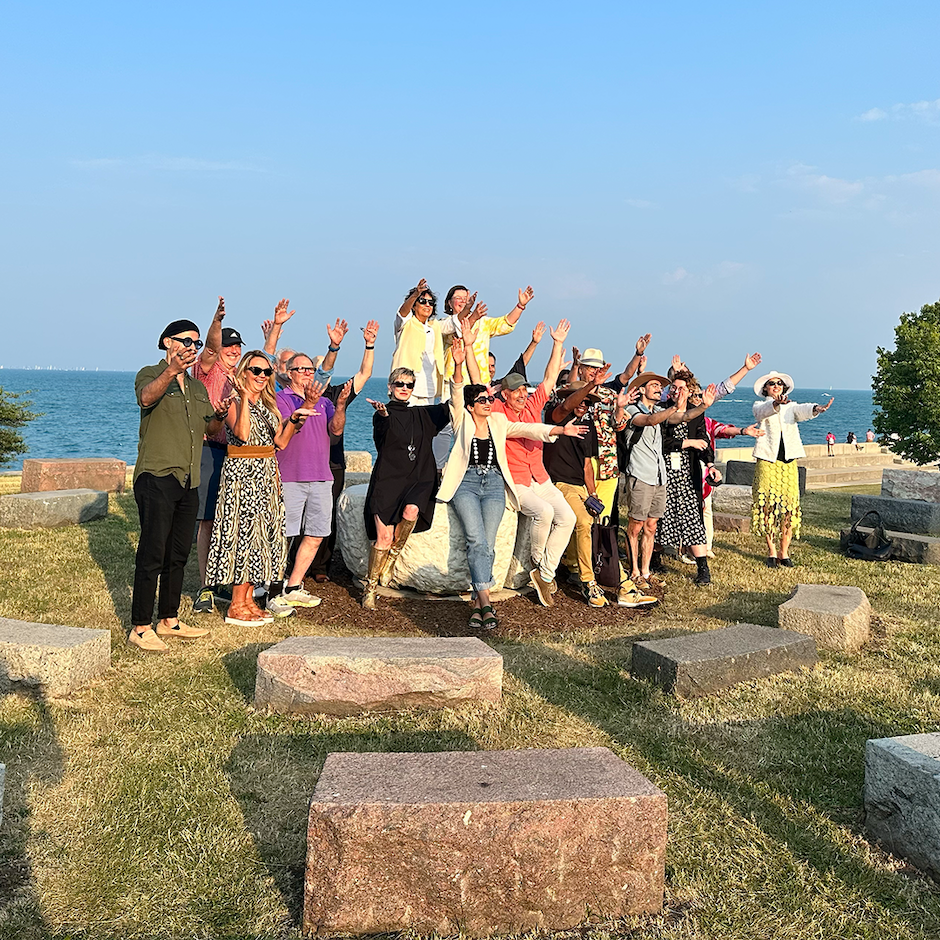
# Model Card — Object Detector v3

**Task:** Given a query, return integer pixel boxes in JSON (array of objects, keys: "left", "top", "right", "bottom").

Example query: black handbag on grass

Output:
[
  {"left": 592, "top": 522, "right": 622, "bottom": 589},
  {"left": 841, "top": 509, "right": 894, "bottom": 561}
]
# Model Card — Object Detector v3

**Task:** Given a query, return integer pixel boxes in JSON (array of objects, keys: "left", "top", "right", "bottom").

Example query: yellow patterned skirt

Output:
[{"left": 752, "top": 459, "right": 801, "bottom": 540}]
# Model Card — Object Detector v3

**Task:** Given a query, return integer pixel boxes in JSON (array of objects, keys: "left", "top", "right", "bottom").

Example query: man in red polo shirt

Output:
[{"left": 491, "top": 319, "right": 576, "bottom": 607}]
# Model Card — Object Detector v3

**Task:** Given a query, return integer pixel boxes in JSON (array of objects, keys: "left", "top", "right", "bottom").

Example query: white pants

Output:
[
  {"left": 704, "top": 492, "right": 714, "bottom": 551},
  {"left": 410, "top": 393, "right": 454, "bottom": 469},
  {"left": 517, "top": 479, "right": 577, "bottom": 581}
]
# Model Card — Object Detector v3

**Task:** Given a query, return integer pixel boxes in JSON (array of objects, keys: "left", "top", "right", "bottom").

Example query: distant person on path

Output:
[
  {"left": 751, "top": 370, "right": 833, "bottom": 567},
  {"left": 847, "top": 430, "right": 861, "bottom": 450},
  {"left": 866, "top": 428, "right": 875, "bottom": 443},
  {"left": 205, "top": 351, "right": 312, "bottom": 625},
  {"left": 130, "top": 319, "right": 231, "bottom": 651},
  {"left": 826, "top": 431, "right": 836, "bottom": 456}
]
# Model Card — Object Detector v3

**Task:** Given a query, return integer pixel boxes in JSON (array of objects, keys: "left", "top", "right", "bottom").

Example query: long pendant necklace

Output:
[{"left": 471, "top": 433, "right": 494, "bottom": 475}]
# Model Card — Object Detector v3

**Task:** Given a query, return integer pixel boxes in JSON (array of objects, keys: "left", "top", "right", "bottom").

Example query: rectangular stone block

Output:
[
  {"left": 726, "top": 460, "right": 807, "bottom": 494},
  {"left": 882, "top": 468, "right": 940, "bottom": 503},
  {"left": 713, "top": 512, "right": 750, "bottom": 533},
  {"left": 852, "top": 494, "right": 940, "bottom": 536},
  {"left": 840, "top": 526, "right": 940, "bottom": 566},
  {"left": 865, "top": 732, "right": 940, "bottom": 880},
  {"left": 305, "top": 747, "right": 666, "bottom": 935},
  {"left": 0, "top": 618, "right": 111, "bottom": 695},
  {"left": 711, "top": 483, "right": 753, "bottom": 516},
  {"left": 255, "top": 636, "right": 502, "bottom": 716},
  {"left": 21, "top": 458, "right": 126, "bottom": 494},
  {"left": 778, "top": 583, "right": 871, "bottom": 652},
  {"left": 0, "top": 489, "right": 107, "bottom": 529},
  {"left": 631, "top": 623, "right": 817, "bottom": 698}
]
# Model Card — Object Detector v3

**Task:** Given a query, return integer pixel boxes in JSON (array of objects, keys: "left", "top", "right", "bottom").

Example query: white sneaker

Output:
[
  {"left": 266, "top": 595, "right": 296, "bottom": 619},
  {"left": 282, "top": 586, "right": 322, "bottom": 608}
]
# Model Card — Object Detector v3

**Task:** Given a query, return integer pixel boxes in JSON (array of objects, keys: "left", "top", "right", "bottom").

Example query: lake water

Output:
[{"left": 0, "top": 368, "right": 876, "bottom": 470}]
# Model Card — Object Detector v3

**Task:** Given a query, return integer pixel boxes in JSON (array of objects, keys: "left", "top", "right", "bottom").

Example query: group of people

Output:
[{"left": 129, "top": 280, "right": 834, "bottom": 648}]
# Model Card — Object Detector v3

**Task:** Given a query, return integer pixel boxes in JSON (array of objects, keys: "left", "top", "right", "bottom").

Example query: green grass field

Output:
[{"left": 1, "top": 478, "right": 940, "bottom": 940}]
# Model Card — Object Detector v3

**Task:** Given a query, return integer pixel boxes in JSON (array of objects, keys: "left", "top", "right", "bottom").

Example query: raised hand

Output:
[
  {"left": 274, "top": 298, "right": 295, "bottom": 326},
  {"left": 169, "top": 343, "right": 197, "bottom": 375},
  {"left": 637, "top": 354, "right": 648, "bottom": 374},
  {"left": 817, "top": 396, "right": 835, "bottom": 413},
  {"left": 707, "top": 467, "right": 723, "bottom": 483},
  {"left": 616, "top": 387, "right": 638, "bottom": 409},
  {"left": 702, "top": 383, "right": 718, "bottom": 408},
  {"left": 214, "top": 296, "right": 226, "bottom": 322},
  {"left": 366, "top": 398, "right": 388, "bottom": 417},
  {"left": 362, "top": 320, "right": 380, "bottom": 345},
  {"left": 261, "top": 319, "right": 276, "bottom": 343},
  {"left": 571, "top": 346, "right": 581, "bottom": 368},
  {"left": 302, "top": 379, "right": 325, "bottom": 408},
  {"left": 591, "top": 363, "right": 612, "bottom": 387},
  {"left": 469, "top": 301, "right": 487, "bottom": 322},
  {"left": 327, "top": 318, "right": 349, "bottom": 347},
  {"left": 458, "top": 315, "right": 479, "bottom": 345},
  {"left": 671, "top": 353, "right": 682, "bottom": 373},
  {"left": 549, "top": 319, "right": 570, "bottom": 343},
  {"left": 451, "top": 337, "right": 467, "bottom": 366},
  {"left": 414, "top": 278, "right": 429, "bottom": 294},
  {"left": 337, "top": 379, "right": 353, "bottom": 407},
  {"left": 290, "top": 408, "right": 314, "bottom": 428},
  {"left": 635, "top": 333, "right": 651, "bottom": 355},
  {"left": 215, "top": 392, "right": 237, "bottom": 419},
  {"left": 518, "top": 285, "right": 534, "bottom": 308},
  {"left": 532, "top": 321, "right": 546, "bottom": 344},
  {"left": 674, "top": 384, "right": 689, "bottom": 409},
  {"left": 744, "top": 352, "right": 762, "bottom": 371}
]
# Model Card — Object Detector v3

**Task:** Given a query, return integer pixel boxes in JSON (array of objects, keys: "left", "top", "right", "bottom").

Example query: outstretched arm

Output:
[
  {"left": 616, "top": 333, "right": 652, "bottom": 386},
  {"left": 328, "top": 380, "right": 354, "bottom": 436},
  {"left": 351, "top": 320, "right": 379, "bottom": 394},
  {"left": 398, "top": 278, "right": 427, "bottom": 318},
  {"left": 549, "top": 364, "right": 611, "bottom": 422},
  {"left": 319, "top": 318, "right": 348, "bottom": 376},
  {"left": 541, "top": 319, "right": 570, "bottom": 394},
  {"left": 505, "top": 285, "right": 534, "bottom": 326},
  {"left": 521, "top": 321, "right": 545, "bottom": 367},
  {"left": 199, "top": 296, "right": 226, "bottom": 372},
  {"left": 669, "top": 384, "right": 718, "bottom": 423},
  {"left": 262, "top": 298, "right": 295, "bottom": 357},
  {"left": 724, "top": 352, "right": 762, "bottom": 390}
]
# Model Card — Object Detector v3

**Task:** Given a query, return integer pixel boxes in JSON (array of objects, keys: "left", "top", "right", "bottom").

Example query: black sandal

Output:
[
  {"left": 480, "top": 605, "right": 498, "bottom": 631},
  {"left": 468, "top": 608, "right": 484, "bottom": 629}
]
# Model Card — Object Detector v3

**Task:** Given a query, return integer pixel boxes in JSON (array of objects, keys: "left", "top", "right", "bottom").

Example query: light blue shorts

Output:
[{"left": 283, "top": 481, "right": 333, "bottom": 538}]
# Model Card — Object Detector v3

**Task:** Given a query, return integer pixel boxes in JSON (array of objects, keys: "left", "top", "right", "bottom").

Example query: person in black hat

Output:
[
  {"left": 129, "top": 318, "right": 232, "bottom": 650},
  {"left": 191, "top": 298, "right": 246, "bottom": 614}
]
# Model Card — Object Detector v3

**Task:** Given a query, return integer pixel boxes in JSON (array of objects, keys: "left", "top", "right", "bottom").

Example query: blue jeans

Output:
[{"left": 449, "top": 467, "right": 508, "bottom": 593}]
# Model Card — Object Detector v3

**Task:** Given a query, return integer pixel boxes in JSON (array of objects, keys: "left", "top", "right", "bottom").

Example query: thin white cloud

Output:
[
  {"left": 857, "top": 107, "right": 887, "bottom": 122},
  {"left": 784, "top": 163, "right": 864, "bottom": 203},
  {"left": 661, "top": 262, "right": 748, "bottom": 287},
  {"left": 72, "top": 155, "right": 265, "bottom": 173},
  {"left": 661, "top": 267, "right": 689, "bottom": 284},
  {"left": 887, "top": 168, "right": 940, "bottom": 188},
  {"left": 856, "top": 98, "right": 940, "bottom": 124}
]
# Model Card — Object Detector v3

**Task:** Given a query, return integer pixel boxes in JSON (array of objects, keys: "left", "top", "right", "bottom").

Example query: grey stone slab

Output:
[
  {"left": 865, "top": 732, "right": 940, "bottom": 880},
  {"left": 255, "top": 636, "right": 502, "bottom": 716},
  {"left": 778, "top": 583, "right": 871, "bottom": 652},
  {"left": 631, "top": 623, "right": 817, "bottom": 698},
  {"left": 0, "top": 489, "right": 107, "bottom": 529},
  {"left": 0, "top": 618, "right": 111, "bottom": 695},
  {"left": 840, "top": 525, "right": 940, "bottom": 566},
  {"left": 711, "top": 483, "right": 753, "bottom": 516},
  {"left": 882, "top": 468, "right": 940, "bottom": 503},
  {"left": 852, "top": 494, "right": 940, "bottom": 536},
  {"left": 305, "top": 747, "right": 666, "bottom": 935},
  {"left": 726, "top": 460, "right": 807, "bottom": 494}
]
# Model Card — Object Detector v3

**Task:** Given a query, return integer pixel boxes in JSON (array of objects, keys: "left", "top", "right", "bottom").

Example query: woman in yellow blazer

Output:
[{"left": 438, "top": 341, "right": 587, "bottom": 630}]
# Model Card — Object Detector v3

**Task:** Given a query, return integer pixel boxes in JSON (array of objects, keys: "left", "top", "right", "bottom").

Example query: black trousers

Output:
[
  {"left": 309, "top": 465, "right": 346, "bottom": 576},
  {"left": 131, "top": 472, "right": 199, "bottom": 626}
]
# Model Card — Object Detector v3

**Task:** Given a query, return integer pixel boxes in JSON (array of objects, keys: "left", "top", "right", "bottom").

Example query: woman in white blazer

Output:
[
  {"left": 751, "top": 371, "right": 833, "bottom": 567},
  {"left": 438, "top": 340, "right": 587, "bottom": 630}
]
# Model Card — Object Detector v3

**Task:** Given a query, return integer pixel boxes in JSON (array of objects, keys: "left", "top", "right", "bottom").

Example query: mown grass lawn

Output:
[{"left": 1, "top": 479, "right": 939, "bottom": 940}]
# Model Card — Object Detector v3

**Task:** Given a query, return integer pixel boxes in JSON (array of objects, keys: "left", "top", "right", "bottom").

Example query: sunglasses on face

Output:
[
  {"left": 289, "top": 366, "right": 315, "bottom": 373},
  {"left": 473, "top": 395, "right": 496, "bottom": 405},
  {"left": 766, "top": 380, "right": 784, "bottom": 387},
  {"left": 415, "top": 297, "right": 434, "bottom": 306},
  {"left": 392, "top": 380, "right": 416, "bottom": 389},
  {"left": 246, "top": 366, "right": 274, "bottom": 377},
  {"left": 170, "top": 336, "right": 204, "bottom": 349}
]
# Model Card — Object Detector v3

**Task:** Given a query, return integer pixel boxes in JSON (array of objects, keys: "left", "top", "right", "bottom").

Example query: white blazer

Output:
[
  {"left": 437, "top": 407, "right": 556, "bottom": 509},
  {"left": 752, "top": 398, "right": 817, "bottom": 462}
]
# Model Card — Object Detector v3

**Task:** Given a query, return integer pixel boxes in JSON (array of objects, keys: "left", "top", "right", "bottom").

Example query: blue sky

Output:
[{"left": 2, "top": 1, "right": 939, "bottom": 388}]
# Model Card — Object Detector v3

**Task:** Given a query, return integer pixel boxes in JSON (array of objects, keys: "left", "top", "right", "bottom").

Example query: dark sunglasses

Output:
[
  {"left": 765, "top": 379, "right": 784, "bottom": 387},
  {"left": 415, "top": 297, "right": 434, "bottom": 306},
  {"left": 473, "top": 395, "right": 496, "bottom": 405},
  {"left": 246, "top": 366, "right": 274, "bottom": 377},
  {"left": 392, "top": 380, "right": 416, "bottom": 389},
  {"left": 170, "top": 336, "right": 204, "bottom": 349},
  {"left": 289, "top": 366, "right": 315, "bottom": 373}
]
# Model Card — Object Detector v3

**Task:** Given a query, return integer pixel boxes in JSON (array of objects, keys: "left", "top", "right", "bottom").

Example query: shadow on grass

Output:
[
  {"left": 0, "top": 691, "right": 64, "bottom": 939},
  {"left": 85, "top": 492, "right": 139, "bottom": 624},
  {"left": 225, "top": 726, "right": 478, "bottom": 927},
  {"left": 223, "top": 643, "right": 278, "bottom": 704},
  {"left": 699, "top": 590, "right": 791, "bottom": 626},
  {"left": 501, "top": 642, "right": 940, "bottom": 934}
]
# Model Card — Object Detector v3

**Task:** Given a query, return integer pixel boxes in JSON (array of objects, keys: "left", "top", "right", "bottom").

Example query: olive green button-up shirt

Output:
[{"left": 134, "top": 362, "right": 216, "bottom": 487}]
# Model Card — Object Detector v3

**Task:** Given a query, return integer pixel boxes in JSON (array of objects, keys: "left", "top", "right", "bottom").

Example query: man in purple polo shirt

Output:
[{"left": 271, "top": 352, "right": 352, "bottom": 613}]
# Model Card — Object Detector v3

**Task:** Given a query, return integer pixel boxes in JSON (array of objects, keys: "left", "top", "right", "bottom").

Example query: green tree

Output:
[
  {"left": 872, "top": 299, "right": 940, "bottom": 465},
  {"left": 0, "top": 385, "right": 40, "bottom": 468}
]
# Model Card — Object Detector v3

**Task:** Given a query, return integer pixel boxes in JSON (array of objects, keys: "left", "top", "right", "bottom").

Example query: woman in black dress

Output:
[{"left": 361, "top": 364, "right": 458, "bottom": 608}]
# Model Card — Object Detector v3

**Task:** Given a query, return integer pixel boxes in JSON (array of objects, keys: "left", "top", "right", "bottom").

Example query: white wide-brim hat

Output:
[{"left": 753, "top": 370, "right": 795, "bottom": 397}]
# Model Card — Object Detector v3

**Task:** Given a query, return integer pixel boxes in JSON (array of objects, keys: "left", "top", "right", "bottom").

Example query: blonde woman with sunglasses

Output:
[{"left": 205, "top": 350, "right": 312, "bottom": 625}]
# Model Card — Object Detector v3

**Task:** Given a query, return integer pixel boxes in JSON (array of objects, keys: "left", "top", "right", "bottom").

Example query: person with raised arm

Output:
[
  {"left": 191, "top": 297, "right": 246, "bottom": 614},
  {"left": 440, "top": 336, "right": 590, "bottom": 630},
  {"left": 130, "top": 319, "right": 230, "bottom": 650},
  {"left": 204, "top": 351, "right": 312, "bottom": 626},
  {"left": 751, "top": 370, "right": 833, "bottom": 567}
]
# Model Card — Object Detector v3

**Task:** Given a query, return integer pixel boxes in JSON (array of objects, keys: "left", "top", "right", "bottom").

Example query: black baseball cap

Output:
[{"left": 221, "top": 328, "right": 244, "bottom": 347}]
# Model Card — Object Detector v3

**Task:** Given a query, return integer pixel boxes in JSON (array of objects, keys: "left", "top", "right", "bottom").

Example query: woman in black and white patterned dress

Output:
[{"left": 206, "top": 350, "right": 311, "bottom": 626}]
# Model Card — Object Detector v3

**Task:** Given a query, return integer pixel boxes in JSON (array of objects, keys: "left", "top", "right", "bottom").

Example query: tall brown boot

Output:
[
  {"left": 362, "top": 545, "right": 389, "bottom": 610},
  {"left": 379, "top": 518, "right": 416, "bottom": 587}
]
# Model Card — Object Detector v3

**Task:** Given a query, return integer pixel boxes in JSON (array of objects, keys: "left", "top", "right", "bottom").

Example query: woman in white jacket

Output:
[
  {"left": 438, "top": 339, "right": 587, "bottom": 630},
  {"left": 751, "top": 371, "right": 833, "bottom": 567}
]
